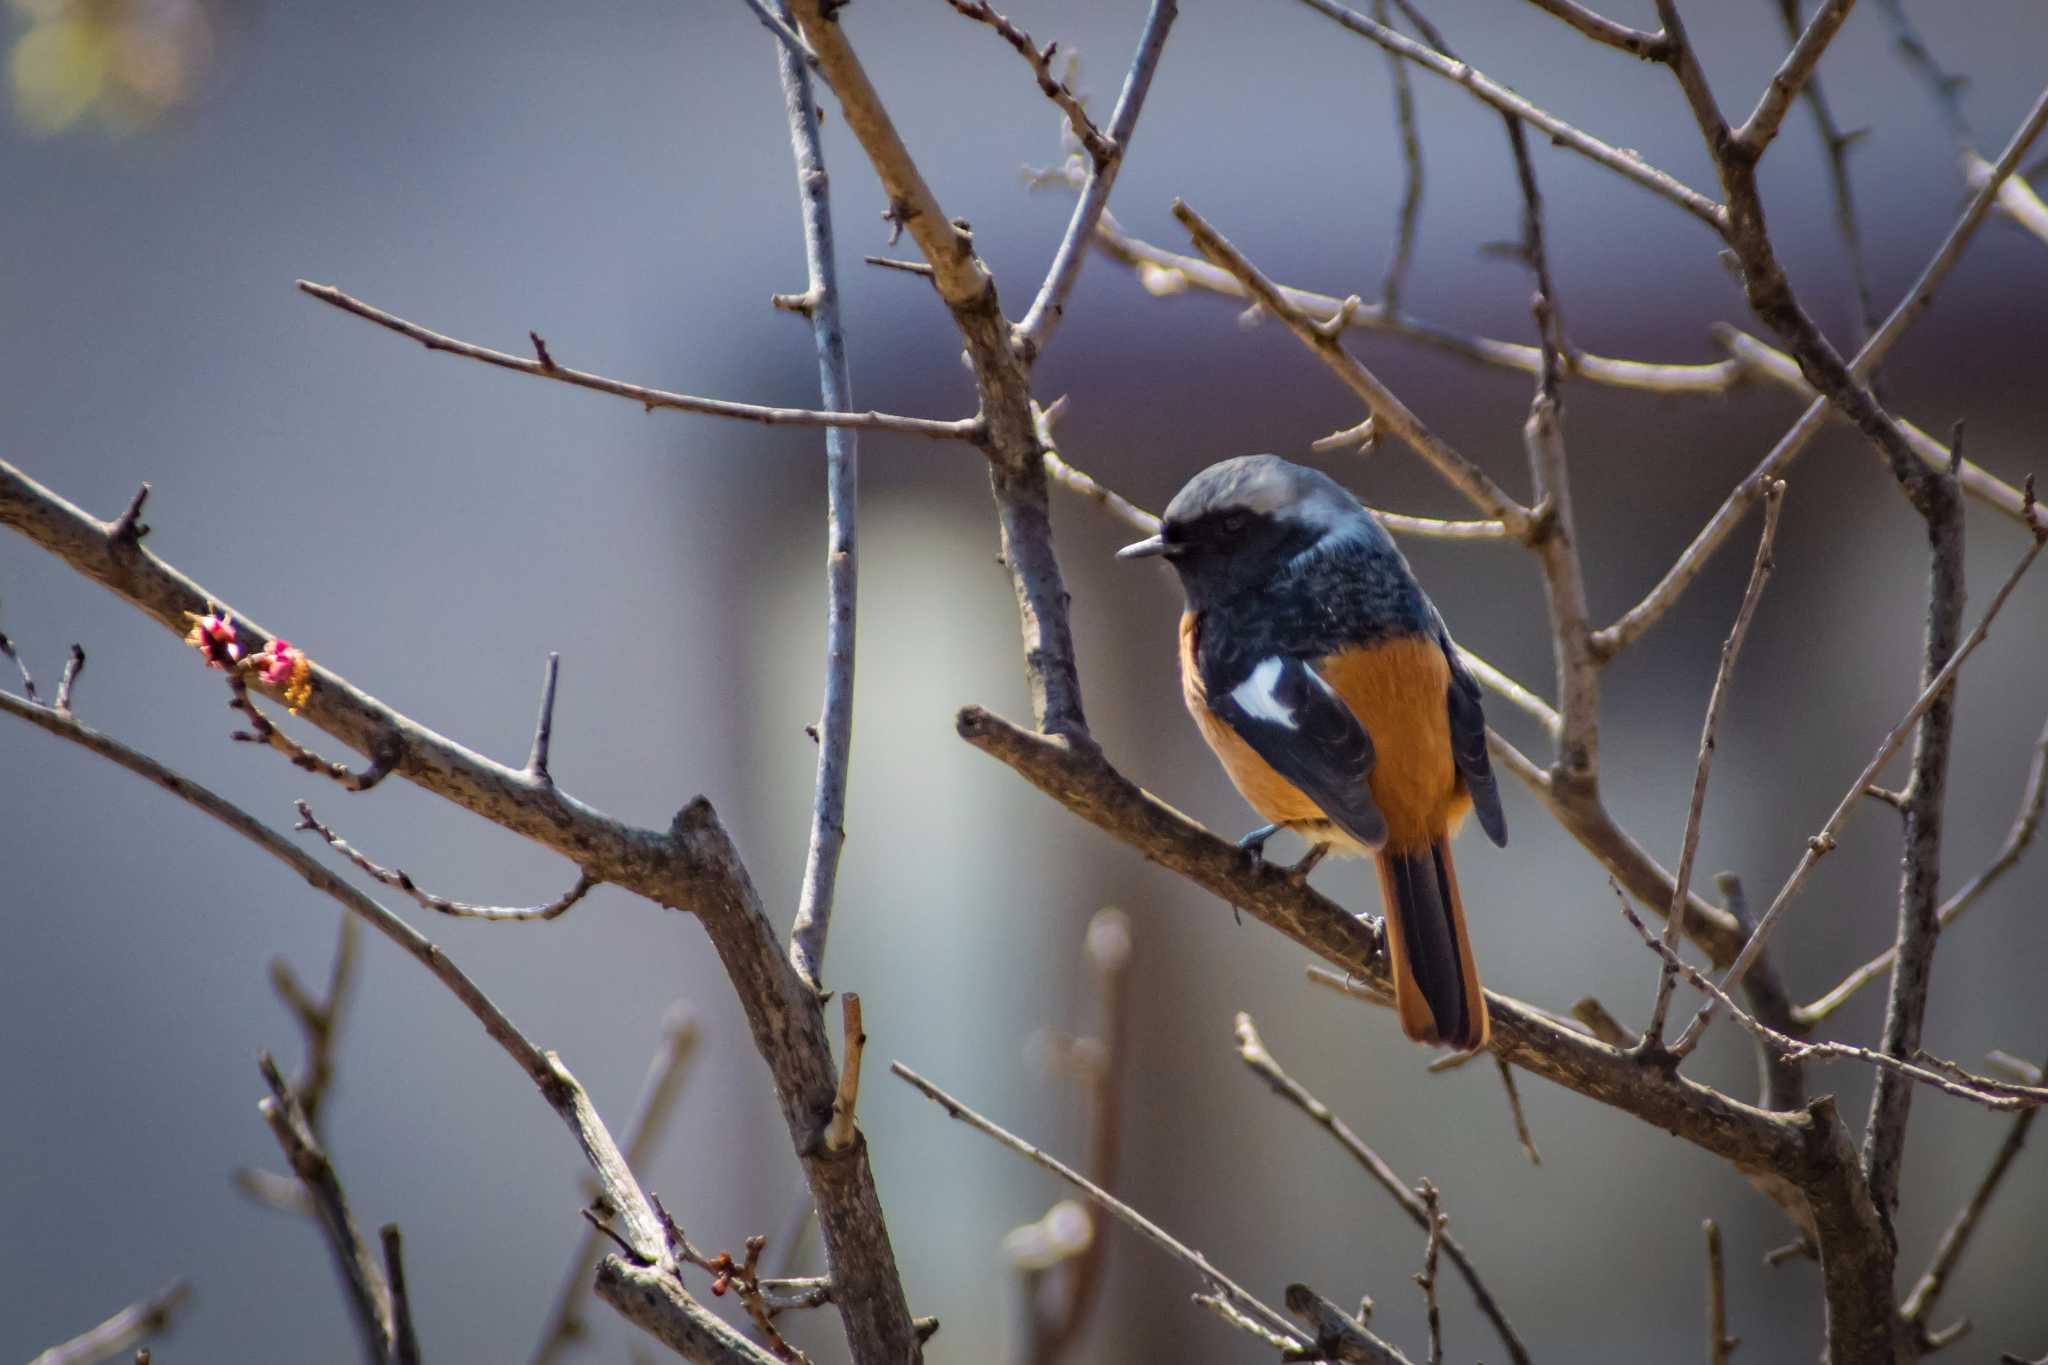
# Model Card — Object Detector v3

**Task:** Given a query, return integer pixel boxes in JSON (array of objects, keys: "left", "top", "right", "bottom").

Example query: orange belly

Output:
[{"left": 1181, "top": 614, "right": 1468, "bottom": 853}]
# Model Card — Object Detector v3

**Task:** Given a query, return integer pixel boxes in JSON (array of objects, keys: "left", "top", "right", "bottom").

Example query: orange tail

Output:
[{"left": 1374, "top": 837, "right": 1488, "bottom": 1050}]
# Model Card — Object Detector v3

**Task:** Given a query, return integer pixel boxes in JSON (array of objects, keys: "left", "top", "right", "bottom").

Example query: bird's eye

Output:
[{"left": 1221, "top": 512, "right": 1248, "bottom": 534}]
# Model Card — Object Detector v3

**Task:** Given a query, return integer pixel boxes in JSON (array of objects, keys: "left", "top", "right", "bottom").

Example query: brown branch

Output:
[
  {"left": 825, "top": 992, "right": 865, "bottom": 1153},
  {"left": 1172, "top": 200, "right": 1534, "bottom": 536},
  {"left": 1900, "top": 1049, "right": 2046, "bottom": 1334},
  {"left": 297, "top": 281, "right": 980, "bottom": 442},
  {"left": 1016, "top": 907, "right": 1133, "bottom": 1365},
  {"left": 1704, "top": 1219, "right": 1736, "bottom": 1365},
  {"left": 1291, "top": 0, "right": 1725, "bottom": 227},
  {"left": 1012, "top": 0, "right": 1179, "bottom": 359},
  {"left": 297, "top": 800, "right": 597, "bottom": 921},
  {"left": 1773, "top": 0, "right": 1877, "bottom": 345},
  {"left": 256, "top": 1052, "right": 395, "bottom": 1364},
  {"left": 1282, "top": 1285, "right": 1415, "bottom": 1365},
  {"left": 1713, "top": 326, "right": 2033, "bottom": 525},
  {"left": 1594, "top": 83, "right": 2048, "bottom": 656},
  {"left": 1799, "top": 715, "right": 2048, "bottom": 1025},
  {"left": 0, "top": 460, "right": 922, "bottom": 1365},
  {"left": 892, "top": 1060, "right": 1309, "bottom": 1351},
  {"left": 1234, "top": 1014, "right": 1530, "bottom": 1365},
  {"left": 943, "top": 0, "right": 1112, "bottom": 164},
  {"left": 531, "top": 1004, "right": 701, "bottom": 1365},
  {"left": 27, "top": 1282, "right": 192, "bottom": 1365},
  {"left": 381, "top": 1225, "right": 422, "bottom": 1365},
  {"left": 1372, "top": 0, "right": 1424, "bottom": 314},
  {"left": 1520, "top": 0, "right": 1669, "bottom": 59},
  {"left": 1414, "top": 1179, "right": 1444, "bottom": 1365},
  {"left": 791, "top": 0, "right": 1089, "bottom": 741},
  {"left": 1493, "top": 1056, "right": 1542, "bottom": 1166},
  {"left": 1732, "top": 0, "right": 1856, "bottom": 155},
  {"left": 228, "top": 672, "right": 399, "bottom": 791},
  {"left": 1674, "top": 527, "right": 2046, "bottom": 1055},
  {"left": 1091, "top": 213, "right": 1745, "bottom": 396},
  {"left": 1643, "top": 481, "right": 1786, "bottom": 1048}
]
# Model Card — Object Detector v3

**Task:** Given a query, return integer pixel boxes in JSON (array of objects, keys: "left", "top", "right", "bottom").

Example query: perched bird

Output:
[{"left": 1120, "top": 455, "right": 1506, "bottom": 1049}]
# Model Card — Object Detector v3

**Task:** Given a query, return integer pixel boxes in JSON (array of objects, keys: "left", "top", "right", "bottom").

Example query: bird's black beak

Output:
[{"left": 1117, "top": 533, "right": 1172, "bottom": 560}]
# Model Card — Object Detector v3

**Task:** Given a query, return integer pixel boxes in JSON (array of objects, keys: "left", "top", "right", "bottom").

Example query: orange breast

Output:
[{"left": 1180, "top": 614, "right": 1468, "bottom": 851}]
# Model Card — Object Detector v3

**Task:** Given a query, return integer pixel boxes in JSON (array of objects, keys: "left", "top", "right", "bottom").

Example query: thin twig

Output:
[
  {"left": 943, "top": 1, "right": 1113, "bottom": 163},
  {"left": 1234, "top": 1014, "right": 1531, "bottom": 1365},
  {"left": 1091, "top": 212, "right": 1745, "bottom": 395},
  {"left": 297, "top": 281, "right": 980, "bottom": 442},
  {"left": 525, "top": 652, "right": 559, "bottom": 784},
  {"left": 1291, "top": 0, "right": 1725, "bottom": 228},
  {"left": 257, "top": 1052, "right": 395, "bottom": 1364},
  {"left": 1620, "top": 893, "right": 2047, "bottom": 1111},
  {"left": 382, "top": 1225, "right": 422, "bottom": 1365},
  {"left": 1773, "top": 0, "right": 1877, "bottom": 346},
  {"left": 1733, "top": 0, "right": 1856, "bottom": 154},
  {"left": 1373, "top": 0, "right": 1424, "bottom": 314},
  {"left": 1900, "top": 1049, "right": 2046, "bottom": 1331},
  {"left": 297, "top": 801, "right": 597, "bottom": 921},
  {"left": 228, "top": 673, "right": 399, "bottom": 791},
  {"left": 54, "top": 643, "right": 83, "bottom": 713},
  {"left": 892, "top": 1060, "right": 1308, "bottom": 1350},
  {"left": 1414, "top": 1179, "right": 1444, "bottom": 1365},
  {"left": 1704, "top": 1219, "right": 1735, "bottom": 1365},
  {"left": 1672, "top": 525, "right": 2048, "bottom": 1055},
  {"left": 772, "top": 2, "right": 862, "bottom": 994},
  {"left": 1643, "top": 481, "right": 1786, "bottom": 1048},
  {"left": 1595, "top": 84, "right": 2048, "bottom": 656},
  {"left": 27, "top": 1282, "right": 192, "bottom": 1365},
  {"left": 1012, "top": 0, "right": 1178, "bottom": 358},
  {"left": 1519, "top": 0, "right": 1668, "bottom": 58},
  {"left": 1173, "top": 200, "right": 1533, "bottom": 536},
  {"left": 530, "top": 1004, "right": 701, "bottom": 1365},
  {"left": 1799, "top": 716, "right": 2048, "bottom": 1024},
  {"left": 1494, "top": 1056, "right": 1541, "bottom": 1166}
]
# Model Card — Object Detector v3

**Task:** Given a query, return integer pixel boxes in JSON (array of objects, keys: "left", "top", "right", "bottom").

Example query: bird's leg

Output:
[
  {"left": 1236, "top": 822, "right": 1282, "bottom": 868},
  {"left": 1287, "top": 842, "right": 1332, "bottom": 879}
]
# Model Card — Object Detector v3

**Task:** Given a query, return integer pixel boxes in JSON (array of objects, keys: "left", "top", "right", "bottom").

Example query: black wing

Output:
[
  {"left": 1441, "top": 633, "right": 1507, "bottom": 847},
  {"left": 1205, "top": 654, "right": 1388, "bottom": 850}
]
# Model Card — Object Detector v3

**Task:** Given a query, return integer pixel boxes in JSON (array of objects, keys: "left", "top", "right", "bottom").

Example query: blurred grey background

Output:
[{"left": 4, "top": 1, "right": 2046, "bottom": 1360}]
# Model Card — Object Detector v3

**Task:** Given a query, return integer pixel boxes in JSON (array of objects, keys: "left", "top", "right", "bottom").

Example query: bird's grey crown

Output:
[{"left": 1161, "top": 453, "right": 1365, "bottom": 531}]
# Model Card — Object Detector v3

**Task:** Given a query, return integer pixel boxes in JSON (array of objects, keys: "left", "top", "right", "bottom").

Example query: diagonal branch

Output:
[
  {"left": 1235, "top": 1014, "right": 1529, "bottom": 1365},
  {"left": 1013, "top": 0, "right": 1177, "bottom": 358},
  {"left": 297, "top": 282, "right": 979, "bottom": 442},
  {"left": 27, "top": 1282, "right": 193, "bottom": 1365},
  {"left": 1732, "top": 0, "right": 1856, "bottom": 154},
  {"left": 892, "top": 1061, "right": 1309, "bottom": 1352},
  {"left": 1673, "top": 526, "right": 2047, "bottom": 1055},
  {"left": 943, "top": 1, "right": 1112, "bottom": 164}
]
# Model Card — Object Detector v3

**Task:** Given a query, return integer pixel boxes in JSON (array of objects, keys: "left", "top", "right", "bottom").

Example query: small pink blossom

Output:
[
  {"left": 253, "top": 639, "right": 314, "bottom": 713},
  {"left": 184, "top": 610, "right": 241, "bottom": 669}
]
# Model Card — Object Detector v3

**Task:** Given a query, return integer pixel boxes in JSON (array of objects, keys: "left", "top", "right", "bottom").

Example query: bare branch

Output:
[
  {"left": 296, "top": 281, "right": 980, "bottom": 442},
  {"left": 769, "top": 8, "right": 861, "bottom": 993},
  {"left": 1595, "top": 83, "right": 2048, "bottom": 656},
  {"left": 1643, "top": 481, "right": 1786, "bottom": 1048},
  {"left": 1234, "top": 1014, "right": 1531, "bottom": 1365},
  {"left": 1014, "top": 0, "right": 1178, "bottom": 357},
  {"left": 381, "top": 1225, "right": 422, "bottom": 1365},
  {"left": 298, "top": 801, "right": 597, "bottom": 922},
  {"left": 1493, "top": 1056, "right": 1541, "bottom": 1166},
  {"left": 739, "top": 0, "right": 822, "bottom": 74},
  {"left": 530, "top": 1004, "right": 701, "bottom": 1365},
  {"left": 54, "top": 642, "right": 83, "bottom": 713},
  {"left": 228, "top": 672, "right": 399, "bottom": 792},
  {"left": 1704, "top": 1219, "right": 1736, "bottom": 1365},
  {"left": 1519, "top": 0, "right": 1669, "bottom": 59},
  {"left": 257, "top": 1052, "right": 395, "bottom": 1364},
  {"left": 27, "top": 1282, "right": 192, "bottom": 1365},
  {"left": 1674, "top": 528, "right": 2047, "bottom": 1054},
  {"left": 1172, "top": 200, "right": 1534, "bottom": 535},
  {"left": 1773, "top": 0, "right": 1878, "bottom": 345},
  {"left": 1799, "top": 716, "right": 2048, "bottom": 1025},
  {"left": 1414, "top": 1179, "right": 1444, "bottom": 1365},
  {"left": 1283, "top": 1285, "right": 1415, "bottom": 1365},
  {"left": 1291, "top": 0, "right": 1725, "bottom": 228},
  {"left": 595, "top": 1257, "right": 781, "bottom": 1365},
  {"left": 943, "top": 1, "right": 1112, "bottom": 164},
  {"left": 1900, "top": 1050, "right": 2046, "bottom": 1332},
  {"left": 825, "top": 992, "right": 866, "bottom": 1153},
  {"left": 525, "top": 652, "right": 559, "bottom": 784},
  {"left": 1733, "top": 0, "right": 1856, "bottom": 154},
  {"left": 891, "top": 1060, "right": 1308, "bottom": 1350},
  {"left": 1372, "top": 0, "right": 1424, "bottom": 314}
]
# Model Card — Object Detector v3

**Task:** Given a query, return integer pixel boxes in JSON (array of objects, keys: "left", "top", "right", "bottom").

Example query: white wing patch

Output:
[{"left": 1230, "top": 657, "right": 1297, "bottom": 729}]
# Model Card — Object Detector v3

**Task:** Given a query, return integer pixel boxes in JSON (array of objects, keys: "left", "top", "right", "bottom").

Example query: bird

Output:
[{"left": 1119, "top": 454, "right": 1506, "bottom": 1049}]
